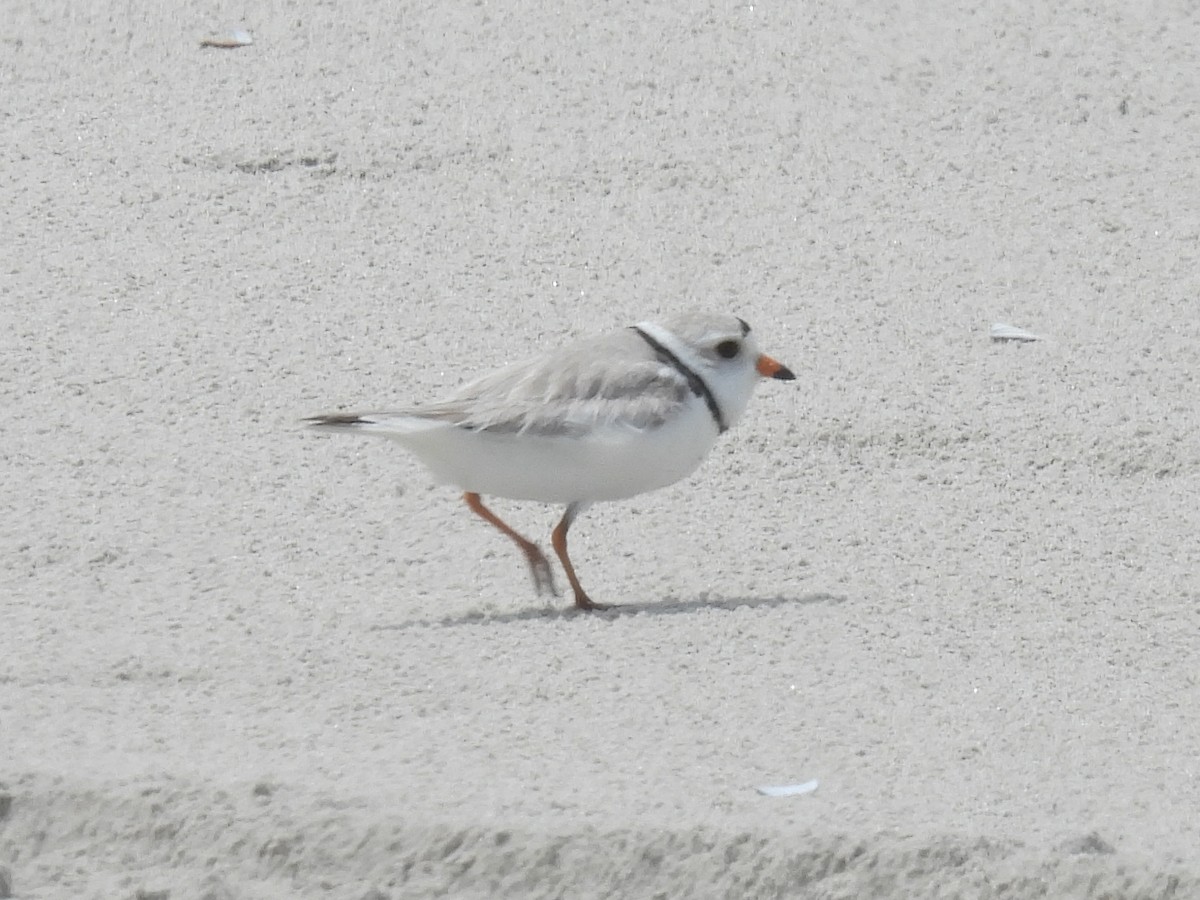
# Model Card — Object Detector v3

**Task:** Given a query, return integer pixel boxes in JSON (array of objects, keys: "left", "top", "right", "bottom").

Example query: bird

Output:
[{"left": 305, "top": 311, "right": 795, "bottom": 611}]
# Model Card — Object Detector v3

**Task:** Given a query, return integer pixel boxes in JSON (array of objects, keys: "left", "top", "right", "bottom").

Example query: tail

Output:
[{"left": 303, "top": 412, "right": 446, "bottom": 438}]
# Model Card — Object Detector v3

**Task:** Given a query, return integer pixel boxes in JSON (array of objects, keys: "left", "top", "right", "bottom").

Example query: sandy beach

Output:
[{"left": 3, "top": 1, "right": 1199, "bottom": 896}]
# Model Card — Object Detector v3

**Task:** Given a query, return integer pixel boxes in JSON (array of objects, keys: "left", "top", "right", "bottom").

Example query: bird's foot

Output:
[
  {"left": 572, "top": 591, "right": 609, "bottom": 612},
  {"left": 520, "top": 545, "right": 560, "bottom": 598}
]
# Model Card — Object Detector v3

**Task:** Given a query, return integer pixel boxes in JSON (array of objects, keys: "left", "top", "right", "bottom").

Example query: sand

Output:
[{"left": 3, "top": 1, "right": 1199, "bottom": 897}]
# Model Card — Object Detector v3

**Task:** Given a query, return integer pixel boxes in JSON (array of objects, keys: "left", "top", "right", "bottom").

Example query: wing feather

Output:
[{"left": 412, "top": 330, "right": 689, "bottom": 436}]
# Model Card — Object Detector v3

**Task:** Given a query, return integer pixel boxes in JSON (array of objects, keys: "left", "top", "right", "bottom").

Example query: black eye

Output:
[{"left": 715, "top": 340, "right": 740, "bottom": 359}]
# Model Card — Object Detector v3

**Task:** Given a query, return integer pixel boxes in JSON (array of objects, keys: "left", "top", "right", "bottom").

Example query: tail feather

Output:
[
  {"left": 303, "top": 412, "right": 446, "bottom": 438},
  {"left": 305, "top": 413, "right": 372, "bottom": 427}
]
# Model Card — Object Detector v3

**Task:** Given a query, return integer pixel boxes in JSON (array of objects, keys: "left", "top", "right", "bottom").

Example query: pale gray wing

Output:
[{"left": 409, "top": 329, "right": 691, "bottom": 436}]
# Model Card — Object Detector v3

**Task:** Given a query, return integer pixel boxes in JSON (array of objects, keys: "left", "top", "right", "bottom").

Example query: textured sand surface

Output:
[{"left": 3, "top": 1, "right": 1199, "bottom": 897}]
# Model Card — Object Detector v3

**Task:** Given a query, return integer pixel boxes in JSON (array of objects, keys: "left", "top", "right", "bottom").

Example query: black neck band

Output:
[{"left": 632, "top": 327, "right": 727, "bottom": 434}]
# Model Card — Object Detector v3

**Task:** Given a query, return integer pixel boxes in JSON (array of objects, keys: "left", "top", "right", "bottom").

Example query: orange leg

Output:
[
  {"left": 463, "top": 492, "right": 558, "bottom": 597},
  {"left": 551, "top": 502, "right": 606, "bottom": 611}
]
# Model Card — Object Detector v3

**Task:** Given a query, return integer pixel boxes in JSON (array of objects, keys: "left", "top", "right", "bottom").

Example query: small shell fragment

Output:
[
  {"left": 756, "top": 780, "right": 819, "bottom": 797},
  {"left": 990, "top": 323, "right": 1043, "bottom": 343},
  {"left": 200, "top": 29, "right": 254, "bottom": 49}
]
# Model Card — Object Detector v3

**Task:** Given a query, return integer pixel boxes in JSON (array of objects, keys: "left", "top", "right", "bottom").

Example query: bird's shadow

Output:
[{"left": 372, "top": 591, "right": 846, "bottom": 631}]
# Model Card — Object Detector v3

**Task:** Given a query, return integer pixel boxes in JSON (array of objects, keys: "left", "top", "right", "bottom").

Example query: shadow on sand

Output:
[{"left": 372, "top": 591, "right": 846, "bottom": 630}]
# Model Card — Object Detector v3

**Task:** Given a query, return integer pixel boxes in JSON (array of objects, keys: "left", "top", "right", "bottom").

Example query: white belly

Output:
[{"left": 396, "top": 401, "right": 720, "bottom": 503}]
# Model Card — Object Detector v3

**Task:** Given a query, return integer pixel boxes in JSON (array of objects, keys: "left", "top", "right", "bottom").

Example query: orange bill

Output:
[{"left": 756, "top": 354, "right": 796, "bottom": 381}]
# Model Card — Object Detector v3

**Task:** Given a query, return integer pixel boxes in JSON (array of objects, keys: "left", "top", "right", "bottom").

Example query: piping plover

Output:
[{"left": 305, "top": 312, "right": 795, "bottom": 611}]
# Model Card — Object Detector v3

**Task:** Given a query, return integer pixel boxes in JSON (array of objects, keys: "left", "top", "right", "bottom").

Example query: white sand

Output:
[{"left": 3, "top": 1, "right": 1199, "bottom": 897}]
